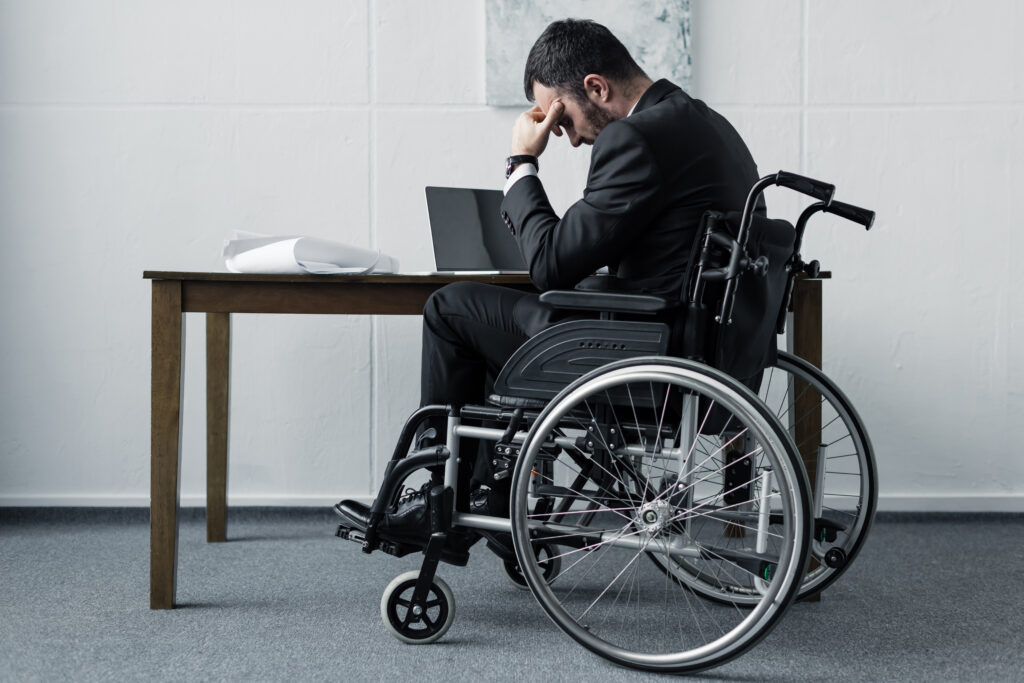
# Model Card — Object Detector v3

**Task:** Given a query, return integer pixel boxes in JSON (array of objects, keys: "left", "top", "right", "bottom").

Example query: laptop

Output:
[{"left": 425, "top": 186, "right": 528, "bottom": 273}]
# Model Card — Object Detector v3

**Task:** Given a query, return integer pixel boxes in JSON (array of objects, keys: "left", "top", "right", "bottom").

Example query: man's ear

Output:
[{"left": 582, "top": 74, "right": 611, "bottom": 103}]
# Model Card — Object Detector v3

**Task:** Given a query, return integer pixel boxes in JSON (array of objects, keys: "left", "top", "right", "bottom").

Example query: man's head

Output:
[{"left": 523, "top": 19, "right": 650, "bottom": 146}]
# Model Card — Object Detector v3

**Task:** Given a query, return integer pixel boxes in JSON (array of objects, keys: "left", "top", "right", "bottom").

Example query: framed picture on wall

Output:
[{"left": 485, "top": 0, "right": 692, "bottom": 106}]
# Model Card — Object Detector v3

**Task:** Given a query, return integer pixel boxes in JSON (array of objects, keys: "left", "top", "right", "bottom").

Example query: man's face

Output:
[{"left": 534, "top": 82, "right": 616, "bottom": 147}]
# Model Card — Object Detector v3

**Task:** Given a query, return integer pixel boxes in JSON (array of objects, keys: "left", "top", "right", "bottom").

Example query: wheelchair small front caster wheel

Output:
[
  {"left": 380, "top": 570, "right": 455, "bottom": 644},
  {"left": 504, "top": 543, "right": 562, "bottom": 590},
  {"left": 824, "top": 547, "right": 847, "bottom": 569}
]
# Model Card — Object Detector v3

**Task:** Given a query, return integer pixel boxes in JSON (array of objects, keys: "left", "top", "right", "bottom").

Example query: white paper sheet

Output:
[{"left": 223, "top": 232, "right": 398, "bottom": 274}]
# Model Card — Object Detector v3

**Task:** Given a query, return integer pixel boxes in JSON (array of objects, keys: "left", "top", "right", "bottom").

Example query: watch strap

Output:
[{"left": 505, "top": 154, "right": 538, "bottom": 178}]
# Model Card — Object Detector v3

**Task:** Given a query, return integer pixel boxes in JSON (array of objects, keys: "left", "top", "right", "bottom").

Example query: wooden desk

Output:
[{"left": 144, "top": 271, "right": 824, "bottom": 609}]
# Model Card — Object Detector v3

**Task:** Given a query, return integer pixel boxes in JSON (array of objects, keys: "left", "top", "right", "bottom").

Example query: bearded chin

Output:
[{"left": 583, "top": 101, "right": 617, "bottom": 139}]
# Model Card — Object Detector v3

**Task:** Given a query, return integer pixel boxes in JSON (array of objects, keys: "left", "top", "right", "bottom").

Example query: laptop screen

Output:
[{"left": 425, "top": 186, "right": 528, "bottom": 272}]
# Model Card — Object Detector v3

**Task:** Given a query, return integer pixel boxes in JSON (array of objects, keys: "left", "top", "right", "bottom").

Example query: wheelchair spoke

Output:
[
  {"left": 671, "top": 504, "right": 786, "bottom": 543},
  {"left": 675, "top": 439, "right": 759, "bottom": 493},
  {"left": 823, "top": 430, "right": 853, "bottom": 448},
  {"left": 567, "top": 410, "right": 643, "bottom": 505},
  {"left": 577, "top": 539, "right": 651, "bottom": 621},
  {"left": 529, "top": 468, "right": 635, "bottom": 524},
  {"left": 556, "top": 527, "right": 635, "bottom": 601},
  {"left": 599, "top": 390, "right": 646, "bottom": 508},
  {"left": 652, "top": 535, "right": 736, "bottom": 636},
  {"left": 543, "top": 525, "right": 649, "bottom": 565}
]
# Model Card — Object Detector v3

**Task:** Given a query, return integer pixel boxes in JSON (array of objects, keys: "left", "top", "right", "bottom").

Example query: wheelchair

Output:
[{"left": 335, "top": 171, "right": 876, "bottom": 674}]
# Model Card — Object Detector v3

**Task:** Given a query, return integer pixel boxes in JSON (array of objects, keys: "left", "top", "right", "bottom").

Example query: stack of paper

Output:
[{"left": 223, "top": 232, "right": 398, "bottom": 274}]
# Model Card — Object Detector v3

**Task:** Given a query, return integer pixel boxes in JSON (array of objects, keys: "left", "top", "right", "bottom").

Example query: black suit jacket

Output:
[{"left": 501, "top": 80, "right": 761, "bottom": 336}]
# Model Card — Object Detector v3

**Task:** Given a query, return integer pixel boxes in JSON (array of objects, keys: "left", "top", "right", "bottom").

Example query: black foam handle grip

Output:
[
  {"left": 775, "top": 171, "right": 835, "bottom": 203},
  {"left": 826, "top": 200, "right": 875, "bottom": 230}
]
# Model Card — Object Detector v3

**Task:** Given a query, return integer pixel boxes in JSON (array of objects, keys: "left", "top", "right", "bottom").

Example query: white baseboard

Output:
[
  {"left": 0, "top": 494, "right": 372, "bottom": 507},
  {"left": 1, "top": 493, "right": 1022, "bottom": 512},
  {"left": 874, "top": 495, "right": 1024, "bottom": 513}
]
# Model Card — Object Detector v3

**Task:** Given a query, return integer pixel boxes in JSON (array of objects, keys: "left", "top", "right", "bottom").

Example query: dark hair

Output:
[{"left": 523, "top": 19, "right": 646, "bottom": 102}]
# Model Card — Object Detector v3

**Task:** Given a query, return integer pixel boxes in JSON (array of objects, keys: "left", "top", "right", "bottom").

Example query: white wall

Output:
[{"left": 1, "top": 1, "right": 1021, "bottom": 510}]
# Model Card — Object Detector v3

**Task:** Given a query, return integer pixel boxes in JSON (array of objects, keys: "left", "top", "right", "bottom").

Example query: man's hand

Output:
[{"left": 510, "top": 101, "right": 564, "bottom": 157}]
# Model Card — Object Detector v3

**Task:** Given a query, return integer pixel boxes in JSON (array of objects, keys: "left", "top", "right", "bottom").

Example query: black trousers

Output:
[
  {"left": 419, "top": 281, "right": 541, "bottom": 502},
  {"left": 420, "top": 281, "right": 536, "bottom": 408}
]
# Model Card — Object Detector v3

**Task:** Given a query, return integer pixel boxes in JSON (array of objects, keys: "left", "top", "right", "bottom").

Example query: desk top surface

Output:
[
  {"left": 143, "top": 271, "right": 534, "bottom": 284},
  {"left": 144, "top": 271, "right": 832, "bottom": 287}
]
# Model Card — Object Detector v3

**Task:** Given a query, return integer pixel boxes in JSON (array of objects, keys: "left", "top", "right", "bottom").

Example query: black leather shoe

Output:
[
  {"left": 333, "top": 499, "right": 371, "bottom": 530},
  {"left": 379, "top": 484, "right": 431, "bottom": 544},
  {"left": 334, "top": 484, "right": 430, "bottom": 546},
  {"left": 334, "top": 484, "right": 472, "bottom": 565}
]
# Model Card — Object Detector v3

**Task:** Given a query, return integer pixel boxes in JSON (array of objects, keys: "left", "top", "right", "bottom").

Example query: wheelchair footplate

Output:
[{"left": 335, "top": 524, "right": 420, "bottom": 559}]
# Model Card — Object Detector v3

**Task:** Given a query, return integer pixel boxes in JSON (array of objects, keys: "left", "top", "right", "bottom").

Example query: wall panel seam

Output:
[
  {"left": 367, "top": 0, "right": 377, "bottom": 497},
  {"left": 800, "top": 0, "right": 808, "bottom": 174}
]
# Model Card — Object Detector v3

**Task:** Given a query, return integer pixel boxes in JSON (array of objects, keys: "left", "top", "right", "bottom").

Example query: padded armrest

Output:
[{"left": 538, "top": 289, "right": 675, "bottom": 314}]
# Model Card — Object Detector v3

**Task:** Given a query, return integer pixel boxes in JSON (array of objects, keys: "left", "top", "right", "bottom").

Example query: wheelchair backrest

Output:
[{"left": 681, "top": 211, "right": 796, "bottom": 385}]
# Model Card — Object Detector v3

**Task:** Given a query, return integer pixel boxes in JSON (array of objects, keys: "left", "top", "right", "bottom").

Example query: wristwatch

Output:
[{"left": 505, "top": 155, "right": 538, "bottom": 178}]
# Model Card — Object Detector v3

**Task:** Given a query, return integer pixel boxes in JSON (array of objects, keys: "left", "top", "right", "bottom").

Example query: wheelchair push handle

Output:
[
  {"left": 826, "top": 200, "right": 875, "bottom": 230},
  {"left": 774, "top": 171, "right": 835, "bottom": 204}
]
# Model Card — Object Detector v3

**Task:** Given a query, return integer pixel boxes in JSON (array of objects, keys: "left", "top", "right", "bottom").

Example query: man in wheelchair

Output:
[
  {"left": 335, "top": 19, "right": 766, "bottom": 555},
  {"left": 335, "top": 18, "right": 774, "bottom": 561}
]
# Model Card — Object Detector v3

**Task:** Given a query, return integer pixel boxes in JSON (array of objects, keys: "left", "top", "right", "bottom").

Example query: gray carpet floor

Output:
[{"left": 1, "top": 509, "right": 1022, "bottom": 682}]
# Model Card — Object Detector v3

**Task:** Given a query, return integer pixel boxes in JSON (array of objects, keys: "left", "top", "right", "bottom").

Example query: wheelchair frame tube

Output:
[
  {"left": 756, "top": 469, "right": 773, "bottom": 556},
  {"left": 390, "top": 405, "right": 451, "bottom": 462},
  {"left": 452, "top": 512, "right": 706, "bottom": 560},
  {"left": 444, "top": 413, "right": 461, "bottom": 495},
  {"left": 754, "top": 468, "right": 774, "bottom": 594},
  {"left": 453, "top": 424, "right": 527, "bottom": 443},
  {"left": 456, "top": 423, "right": 693, "bottom": 462},
  {"left": 814, "top": 443, "right": 827, "bottom": 520}
]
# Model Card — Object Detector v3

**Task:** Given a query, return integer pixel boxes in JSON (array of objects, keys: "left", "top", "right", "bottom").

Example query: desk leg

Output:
[
  {"left": 791, "top": 277, "right": 823, "bottom": 601},
  {"left": 151, "top": 281, "right": 185, "bottom": 609},
  {"left": 206, "top": 313, "right": 230, "bottom": 543}
]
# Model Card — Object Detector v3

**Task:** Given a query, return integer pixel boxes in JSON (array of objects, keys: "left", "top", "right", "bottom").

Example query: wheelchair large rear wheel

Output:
[
  {"left": 648, "top": 352, "right": 876, "bottom": 602},
  {"left": 509, "top": 358, "right": 812, "bottom": 674}
]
